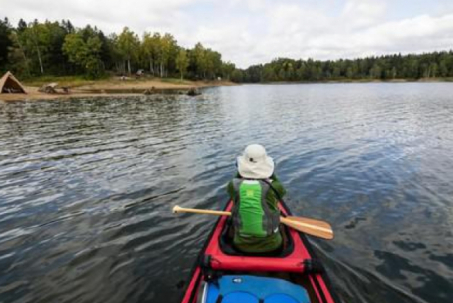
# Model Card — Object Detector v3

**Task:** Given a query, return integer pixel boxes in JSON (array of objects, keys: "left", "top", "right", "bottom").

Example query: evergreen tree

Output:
[{"left": 0, "top": 18, "right": 12, "bottom": 71}]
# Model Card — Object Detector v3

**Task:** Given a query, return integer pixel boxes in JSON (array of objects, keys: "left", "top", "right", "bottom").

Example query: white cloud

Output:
[
  {"left": 2, "top": 0, "right": 453, "bottom": 68},
  {"left": 341, "top": 0, "right": 387, "bottom": 29}
]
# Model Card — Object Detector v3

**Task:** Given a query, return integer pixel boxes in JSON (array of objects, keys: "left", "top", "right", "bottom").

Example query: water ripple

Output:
[{"left": 0, "top": 84, "right": 452, "bottom": 303}]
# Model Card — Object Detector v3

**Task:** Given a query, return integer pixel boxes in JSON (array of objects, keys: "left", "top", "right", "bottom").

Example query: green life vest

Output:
[{"left": 231, "top": 178, "right": 280, "bottom": 238}]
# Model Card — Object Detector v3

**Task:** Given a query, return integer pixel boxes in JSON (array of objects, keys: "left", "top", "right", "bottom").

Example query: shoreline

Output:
[
  {"left": 256, "top": 77, "right": 453, "bottom": 85},
  {"left": 0, "top": 78, "right": 237, "bottom": 102},
  {"left": 2, "top": 77, "right": 452, "bottom": 102}
]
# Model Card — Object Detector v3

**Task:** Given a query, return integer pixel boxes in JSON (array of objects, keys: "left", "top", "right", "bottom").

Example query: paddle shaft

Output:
[{"left": 174, "top": 207, "right": 231, "bottom": 216}]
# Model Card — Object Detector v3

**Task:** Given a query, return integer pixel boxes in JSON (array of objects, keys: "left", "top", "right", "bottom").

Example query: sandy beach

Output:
[{"left": 0, "top": 78, "right": 236, "bottom": 102}]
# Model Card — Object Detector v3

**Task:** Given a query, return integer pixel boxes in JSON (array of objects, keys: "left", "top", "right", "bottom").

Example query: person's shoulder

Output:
[
  {"left": 269, "top": 175, "right": 287, "bottom": 196},
  {"left": 228, "top": 177, "right": 243, "bottom": 188},
  {"left": 269, "top": 173, "right": 281, "bottom": 182}
]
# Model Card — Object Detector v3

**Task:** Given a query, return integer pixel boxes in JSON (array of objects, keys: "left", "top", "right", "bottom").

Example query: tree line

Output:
[
  {"left": 0, "top": 18, "right": 236, "bottom": 80},
  {"left": 231, "top": 52, "right": 453, "bottom": 83},
  {"left": 1, "top": 17, "right": 453, "bottom": 83}
]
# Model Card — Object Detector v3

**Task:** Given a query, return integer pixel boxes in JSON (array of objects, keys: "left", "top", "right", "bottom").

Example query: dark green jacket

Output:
[{"left": 226, "top": 173, "right": 287, "bottom": 253}]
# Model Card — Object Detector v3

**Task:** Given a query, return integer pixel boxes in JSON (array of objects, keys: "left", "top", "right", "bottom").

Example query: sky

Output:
[{"left": 2, "top": 0, "right": 453, "bottom": 68}]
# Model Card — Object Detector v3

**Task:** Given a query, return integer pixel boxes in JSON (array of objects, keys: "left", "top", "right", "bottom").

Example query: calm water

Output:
[{"left": 0, "top": 83, "right": 452, "bottom": 303}]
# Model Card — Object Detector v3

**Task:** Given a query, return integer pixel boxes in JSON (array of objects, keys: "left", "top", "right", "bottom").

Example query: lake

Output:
[{"left": 0, "top": 83, "right": 452, "bottom": 303}]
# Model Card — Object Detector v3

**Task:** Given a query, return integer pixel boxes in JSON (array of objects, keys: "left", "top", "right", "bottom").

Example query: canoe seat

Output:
[{"left": 202, "top": 275, "right": 310, "bottom": 303}]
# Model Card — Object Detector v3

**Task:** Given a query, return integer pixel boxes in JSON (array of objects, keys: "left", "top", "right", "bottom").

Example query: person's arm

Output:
[
  {"left": 269, "top": 174, "right": 286, "bottom": 198},
  {"left": 264, "top": 177, "right": 285, "bottom": 212},
  {"left": 271, "top": 180, "right": 286, "bottom": 199},
  {"left": 227, "top": 180, "right": 235, "bottom": 200}
]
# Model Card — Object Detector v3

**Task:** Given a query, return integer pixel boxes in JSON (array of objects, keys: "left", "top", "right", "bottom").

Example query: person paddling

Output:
[{"left": 227, "top": 144, "right": 287, "bottom": 253}]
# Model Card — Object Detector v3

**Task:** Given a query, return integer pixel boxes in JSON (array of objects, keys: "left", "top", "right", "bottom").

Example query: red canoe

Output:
[{"left": 179, "top": 200, "right": 340, "bottom": 303}]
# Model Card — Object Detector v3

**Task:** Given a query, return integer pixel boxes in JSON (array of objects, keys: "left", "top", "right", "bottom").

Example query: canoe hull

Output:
[{"left": 180, "top": 200, "right": 340, "bottom": 303}]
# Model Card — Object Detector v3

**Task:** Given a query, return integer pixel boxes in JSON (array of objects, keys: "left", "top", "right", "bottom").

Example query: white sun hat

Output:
[{"left": 237, "top": 144, "right": 275, "bottom": 179}]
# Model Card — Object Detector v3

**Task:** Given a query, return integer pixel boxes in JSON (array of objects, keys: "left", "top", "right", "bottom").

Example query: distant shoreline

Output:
[
  {"left": 0, "top": 77, "right": 236, "bottom": 102},
  {"left": 254, "top": 77, "right": 453, "bottom": 85}
]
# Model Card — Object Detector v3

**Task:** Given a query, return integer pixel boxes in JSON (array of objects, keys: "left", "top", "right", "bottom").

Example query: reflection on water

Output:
[{"left": 0, "top": 83, "right": 452, "bottom": 303}]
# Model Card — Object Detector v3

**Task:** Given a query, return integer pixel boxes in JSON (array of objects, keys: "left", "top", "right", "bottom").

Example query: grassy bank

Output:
[
  {"left": 21, "top": 75, "right": 234, "bottom": 88},
  {"left": 22, "top": 76, "right": 102, "bottom": 88}
]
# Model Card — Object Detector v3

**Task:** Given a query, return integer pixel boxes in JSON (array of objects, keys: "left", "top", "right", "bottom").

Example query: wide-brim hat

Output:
[{"left": 237, "top": 144, "right": 274, "bottom": 179}]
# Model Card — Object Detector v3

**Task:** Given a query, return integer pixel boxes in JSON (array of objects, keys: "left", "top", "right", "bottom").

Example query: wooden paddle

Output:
[{"left": 172, "top": 205, "right": 334, "bottom": 240}]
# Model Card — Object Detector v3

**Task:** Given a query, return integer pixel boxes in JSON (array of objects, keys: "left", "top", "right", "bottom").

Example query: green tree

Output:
[
  {"left": 21, "top": 21, "right": 51, "bottom": 74},
  {"left": 193, "top": 42, "right": 207, "bottom": 78},
  {"left": 7, "top": 30, "right": 31, "bottom": 76},
  {"left": 370, "top": 63, "right": 382, "bottom": 79},
  {"left": 222, "top": 62, "right": 236, "bottom": 80},
  {"left": 106, "top": 33, "right": 123, "bottom": 73},
  {"left": 117, "top": 27, "right": 139, "bottom": 74},
  {"left": 159, "top": 33, "right": 177, "bottom": 77},
  {"left": 45, "top": 21, "right": 69, "bottom": 75},
  {"left": 0, "top": 18, "right": 12, "bottom": 71},
  {"left": 439, "top": 59, "right": 449, "bottom": 77},
  {"left": 231, "top": 69, "right": 244, "bottom": 82},
  {"left": 142, "top": 32, "right": 158, "bottom": 75},
  {"left": 430, "top": 63, "right": 438, "bottom": 78},
  {"left": 205, "top": 49, "right": 222, "bottom": 79},
  {"left": 151, "top": 33, "right": 162, "bottom": 75},
  {"left": 175, "top": 48, "right": 189, "bottom": 79},
  {"left": 63, "top": 30, "right": 103, "bottom": 78}
]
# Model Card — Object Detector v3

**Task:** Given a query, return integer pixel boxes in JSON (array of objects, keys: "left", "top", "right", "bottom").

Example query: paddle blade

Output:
[
  {"left": 286, "top": 216, "right": 332, "bottom": 231},
  {"left": 280, "top": 217, "right": 334, "bottom": 240}
]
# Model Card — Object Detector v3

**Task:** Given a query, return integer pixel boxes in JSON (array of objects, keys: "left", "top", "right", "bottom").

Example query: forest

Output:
[
  {"left": 232, "top": 51, "right": 453, "bottom": 83},
  {"left": 1, "top": 17, "right": 453, "bottom": 83},
  {"left": 0, "top": 18, "right": 235, "bottom": 80}
]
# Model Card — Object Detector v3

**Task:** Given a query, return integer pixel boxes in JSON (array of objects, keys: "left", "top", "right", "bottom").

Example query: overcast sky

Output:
[{"left": 2, "top": 0, "right": 453, "bottom": 68}]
